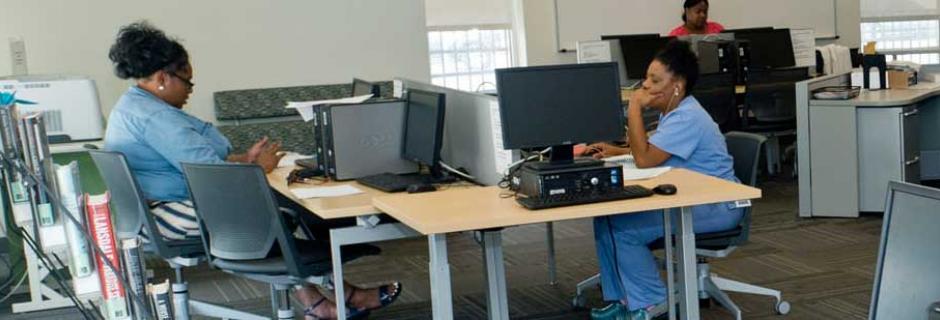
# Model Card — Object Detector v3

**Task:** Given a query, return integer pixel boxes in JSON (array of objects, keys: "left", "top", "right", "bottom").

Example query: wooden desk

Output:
[
  {"left": 374, "top": 169, "right": 761, "bottom": 320},
  {"left": 266, "top": 166, "right": 384, "bottom": 218}
]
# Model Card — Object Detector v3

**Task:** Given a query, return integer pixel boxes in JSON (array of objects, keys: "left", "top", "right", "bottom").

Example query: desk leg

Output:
[
  {"left": 429, "top": 234, "right": 454, "bottom": 320},
  {"left": 663, "top": 209, "right": 676, "bottom": 320},
  {"left": 482, "top": 230, "right": 509, "bottom": 320},
  {"left": 546, "top": 222, "right": 557, "bottom": 285},
  {"left": 676, "top": 206, "right": 700, "bottom": 320},
  {"left": 331, "top": 230, "right": 349, "bottom": 320}
]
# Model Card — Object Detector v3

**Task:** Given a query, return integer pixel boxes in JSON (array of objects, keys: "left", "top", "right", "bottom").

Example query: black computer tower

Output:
[
  {"left": 697, "top": 40, "right": 737, "bottom": 75},
  {"left": 735, "top": 40, "right": 752, "bottom": 85}
]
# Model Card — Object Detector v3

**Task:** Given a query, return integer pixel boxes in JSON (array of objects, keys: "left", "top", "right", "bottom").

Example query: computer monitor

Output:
[
  {"left": 402, "top": 89, "right": 447, "bottom": 176},
  {"left": 721, "top": 27, "right": 774, "bottom": 35},
  {"left": 352, "top": 78, "right": 380, "bottom": 97},
  {"left": 615, "top": 35, "right": 674, "bottom": 80},
  {"left": 731, "top": 28, "right": 795, "bottom": 69},
  {"left": 495, "top": 62, "right": 624, "bottom": 166}
]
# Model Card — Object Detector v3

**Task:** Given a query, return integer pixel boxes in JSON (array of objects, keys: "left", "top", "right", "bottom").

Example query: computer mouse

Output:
[
  {"left": 652, "top": 184, "right": 677, "bottom": 195},
  {"left": 406, "top": 183, "right": 437, "bottom": 194}
]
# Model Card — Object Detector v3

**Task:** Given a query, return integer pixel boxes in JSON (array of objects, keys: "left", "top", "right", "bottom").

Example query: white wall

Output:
[
  {"left": 520, "top": 0, "right": 861, "bottom": 67},
  {"left": 425, "top": 0, "right": 512, "bottom": 27},
  {"left": 0, "top": 0, "right": 431, "bottom": 122}
]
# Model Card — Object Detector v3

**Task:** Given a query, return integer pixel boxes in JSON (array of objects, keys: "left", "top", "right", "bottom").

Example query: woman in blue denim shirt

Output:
[{"left": 104, "top": 22, "right": 398, "bottom": 319}]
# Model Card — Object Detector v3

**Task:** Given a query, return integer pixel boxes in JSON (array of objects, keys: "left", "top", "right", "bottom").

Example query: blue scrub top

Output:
[
  {"left": 104, "top": 86, "right": 230, "bottom": 201},
  {"left": 648, "top": 95, "right": 738, "bottom": 184}
]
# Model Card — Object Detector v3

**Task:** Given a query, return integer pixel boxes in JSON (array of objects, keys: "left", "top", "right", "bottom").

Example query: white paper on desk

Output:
[
  {"left": 622, "top": 167, "right": 671, "bottom": 181},
  {"left": 277, "top": 152, "right": 313, "bottom": 168},
  {"left": 291, "top": 185, "right": 363, "bottom": 199},
  {"left": 285, "top": 94, "right": 374, "bottom": 122}
]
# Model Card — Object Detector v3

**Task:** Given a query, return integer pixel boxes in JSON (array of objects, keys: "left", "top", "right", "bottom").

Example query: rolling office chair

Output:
[
  {"left": 740, "top": 67, "right": 810, "bottom": 175},
  {"left": 693, "top": 72, "right": 740, "bottom": 133},
  {"left": 89, "top": 150, "right": 268, "bottom": 320},
  {"left": 181, "top": 162, "right": 379, "bottom": 319},
  {"left": 572, "top": 132, "right": 789, "bottom": 320}
]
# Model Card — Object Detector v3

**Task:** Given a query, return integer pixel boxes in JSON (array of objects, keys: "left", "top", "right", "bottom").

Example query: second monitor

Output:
[{"left": 495, "top": 62, "right": 624, "bottom": 169}]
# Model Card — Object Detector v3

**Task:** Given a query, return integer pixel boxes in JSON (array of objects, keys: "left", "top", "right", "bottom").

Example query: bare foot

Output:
[{"left": 348, "top": 282, "right": 401, "bottom": 310}]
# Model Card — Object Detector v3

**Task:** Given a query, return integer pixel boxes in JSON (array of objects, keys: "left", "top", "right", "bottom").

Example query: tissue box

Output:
[{"left": 888, "top": 70, "right": 915, "bottom": 89}]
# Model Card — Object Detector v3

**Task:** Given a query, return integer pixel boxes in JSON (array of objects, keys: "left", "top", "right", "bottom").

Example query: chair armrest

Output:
[{"left": 279, "top": 206, "right": 317, "bottom": 241}]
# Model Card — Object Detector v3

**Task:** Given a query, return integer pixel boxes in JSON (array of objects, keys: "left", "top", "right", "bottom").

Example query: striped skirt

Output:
[{"left": 147, "top": 201, "right": 200, "bottom": 240}]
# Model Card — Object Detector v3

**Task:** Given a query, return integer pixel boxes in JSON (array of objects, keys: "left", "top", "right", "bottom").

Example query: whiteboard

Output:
[{"left": 554, "top": 0, "right": 837, "bottom": 51}]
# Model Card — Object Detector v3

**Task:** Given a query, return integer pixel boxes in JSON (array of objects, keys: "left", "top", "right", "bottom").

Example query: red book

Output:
[{"left": 86, "top": 192, "right": 130, "bottom": 319}]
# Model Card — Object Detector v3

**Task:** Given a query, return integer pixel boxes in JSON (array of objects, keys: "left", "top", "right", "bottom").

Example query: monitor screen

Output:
[
  {"left": 352, "top": 78, "right": 378, "bottom": 97},
  {"left": 402, "top": 89, "right": 446, "bottom": 168},
  {"left": 495, "top": 62, "right": 624, "bottom": 150},
  {"left": 617, "top": 35, "right": 674, "bottom": 80},
  {"left": 734, "top": 28, "right": 795, "bottom": 69}
]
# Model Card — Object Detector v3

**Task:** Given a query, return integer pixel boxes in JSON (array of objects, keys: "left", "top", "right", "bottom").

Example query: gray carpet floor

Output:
[{"left": 0, "top": 173, "right": 884, "bottom": 319}]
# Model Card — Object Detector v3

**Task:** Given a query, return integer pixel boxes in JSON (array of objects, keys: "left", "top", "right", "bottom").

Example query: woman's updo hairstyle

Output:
[{"left": 108, "top": 21, "right": 189, "bottom": 80}]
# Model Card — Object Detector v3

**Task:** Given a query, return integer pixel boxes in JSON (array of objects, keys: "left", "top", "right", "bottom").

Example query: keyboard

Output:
[
  {"left": 516, "top": 185, "right": 654, "bottom": 210},
  {"left": 356, "top": 173, "right": 437, "bottom": 192}
]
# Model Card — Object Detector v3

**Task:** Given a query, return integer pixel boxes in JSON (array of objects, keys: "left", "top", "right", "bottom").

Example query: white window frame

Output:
[
  {"left": 427, "top": 24, "right": 514, "bottom": 92},
  {"left": 861, "top": 15, "right": 940, "bottom": 64}
]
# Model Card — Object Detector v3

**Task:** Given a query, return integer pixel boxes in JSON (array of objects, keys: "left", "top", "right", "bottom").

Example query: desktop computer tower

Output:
[
  {"left": 313, "top": 99, "right": 418, "bottom": 180},
  {"left": 697, "top": 40, "right": 737, "bottom": 75},
  {"left": 736, "top": 40, "right": 752, "bottom": 84}
]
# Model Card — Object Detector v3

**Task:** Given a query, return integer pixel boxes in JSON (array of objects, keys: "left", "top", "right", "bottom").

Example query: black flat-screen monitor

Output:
[
  {"left": 732, "top": 28, "right": 795, "bottom": 69},
  {"left": 352, "top": 78, "right": 380, "bottom": 97},
  {"left": 610, "top": 35, "right": 674, "bottom": 80},
  {"left": 402, "top": 89, "right": 446, "bottom": 171},
  {"left": 495, "top": 62, "right": 624, "bottom": 164}
]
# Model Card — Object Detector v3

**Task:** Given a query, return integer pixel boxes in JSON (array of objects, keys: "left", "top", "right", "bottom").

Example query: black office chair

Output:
[
  {"left": 572, "top": 132, "right": 789, "bottom": 320},
  {"left": 181, "top": 162, "right": 379, "bottom": 319},
  {"left": 740, "top": 66, "right": 810, "bottom": 175},
  {"left": 693, "top": 72, "right": 739, "bottom": 133},
  {"left": 89, "top": 150, "right": 268, "bottom": 320}
]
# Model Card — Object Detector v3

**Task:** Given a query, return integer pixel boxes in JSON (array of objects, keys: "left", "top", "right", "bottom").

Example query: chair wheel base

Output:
[
  {"left": 776, "top": 301, "right": 791, "bottom": 315},
  {"left": 571, "top": 295, "right": 587, "bottom": 310}
]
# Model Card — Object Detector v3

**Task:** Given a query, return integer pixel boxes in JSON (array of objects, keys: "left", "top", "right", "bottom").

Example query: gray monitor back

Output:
[
  {"left": 870, "top": 181, "right": 940, "bottom": 320},
  {"left": 328, "top": 100, "right": 417, "bottom": 180},
  {"left": 394, "top": 78, "right": 519, "bottom": 186}
]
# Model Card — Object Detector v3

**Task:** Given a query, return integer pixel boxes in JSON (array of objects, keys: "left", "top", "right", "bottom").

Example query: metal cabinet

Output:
[{"left": 857, "top": 104, "right": 921, "bottom": 212}]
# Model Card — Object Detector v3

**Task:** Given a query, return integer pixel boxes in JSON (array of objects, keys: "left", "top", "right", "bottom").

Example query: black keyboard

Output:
[
  {"left": 516, "top": 185, "right": 654, "bottom": 210},
  {"left": 356, "top": 173, "right": 435, "bottom": 192}
]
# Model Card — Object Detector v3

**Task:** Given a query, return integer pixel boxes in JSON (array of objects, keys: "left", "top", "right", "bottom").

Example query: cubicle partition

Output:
[{"left": 796, "top": 72, "right": 940, "bottom": 218}]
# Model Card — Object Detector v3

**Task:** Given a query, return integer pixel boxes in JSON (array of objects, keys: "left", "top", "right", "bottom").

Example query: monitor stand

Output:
[{"left": 523, "top": 144, "right": 603, "bottom": 171}]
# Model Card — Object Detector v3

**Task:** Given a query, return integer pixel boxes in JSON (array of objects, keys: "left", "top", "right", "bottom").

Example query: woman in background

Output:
[{"left": 668, "top": 0, "right": 725, "bottom": 36}]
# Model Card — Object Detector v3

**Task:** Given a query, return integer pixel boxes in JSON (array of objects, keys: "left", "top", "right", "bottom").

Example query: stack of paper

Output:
[{"left": 285, "top": 94, "right": 373, "bottom": 122}]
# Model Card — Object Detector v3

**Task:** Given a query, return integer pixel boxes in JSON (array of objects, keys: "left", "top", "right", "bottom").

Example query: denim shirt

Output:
[{"left": 104, "top": 86, "right": 230, "bottom": 201}]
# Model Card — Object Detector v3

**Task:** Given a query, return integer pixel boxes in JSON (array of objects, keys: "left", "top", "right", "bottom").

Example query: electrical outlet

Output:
[{"left": 9, "top": 37, "right": 27, "bottom": 75}]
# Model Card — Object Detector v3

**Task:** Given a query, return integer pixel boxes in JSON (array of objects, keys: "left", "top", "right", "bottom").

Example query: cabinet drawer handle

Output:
[
  {"left": 903, "top": 109, "right": 919, "bottom": 117},
  {"left": 906, "top": 156, "right": 920, "bottom": 166}
]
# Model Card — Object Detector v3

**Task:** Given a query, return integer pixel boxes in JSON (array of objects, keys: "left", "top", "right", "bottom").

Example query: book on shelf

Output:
[
  {"left": 147, "top": 279, "right": 175, "bottom": 320},
  {"left": 86, "top": 192, "right": 130, "bottom": 319},
  {"left": 55, "top": 161, "right": 94, "bottom": 278},
  {"left": 121, "top": 238, "right": 149, "bottom": 318}
]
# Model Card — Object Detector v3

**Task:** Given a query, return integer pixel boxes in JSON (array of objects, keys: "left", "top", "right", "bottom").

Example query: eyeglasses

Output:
[{"left": 169, "top": 72, "right": 194, "bottom": 88}]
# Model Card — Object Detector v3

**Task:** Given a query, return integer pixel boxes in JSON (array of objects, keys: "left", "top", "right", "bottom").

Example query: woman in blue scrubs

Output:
[{"left": 589, "top": 40, "right": 743, "bottom": 320}]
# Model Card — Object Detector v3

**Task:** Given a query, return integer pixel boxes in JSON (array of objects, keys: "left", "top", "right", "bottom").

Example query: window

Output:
[
  {"left": 861, "top": 20, "right": 940, "bottom": 64},
  {"left": 427, "top": 27, "right": 513, "bottom": 92},
  {"left": 861, "top": 0, "right": 940, "bottom": 64}
]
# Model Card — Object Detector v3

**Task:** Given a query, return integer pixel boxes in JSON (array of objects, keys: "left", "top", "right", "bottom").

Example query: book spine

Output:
[
  {"left": 86, "top": 192, "right": 130, "bottom": 320},
  {"left": 121, "top": 238, "right": 149, "bottom": 318},
  {"left": 33, "top": 113, "right": 58, "bottom": 225},
  {"left": 147, "top": 281, "right": 174, "bottom": 320},
  {"left": 55, "top": 162, "right": 94, "bottom": 278}
]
